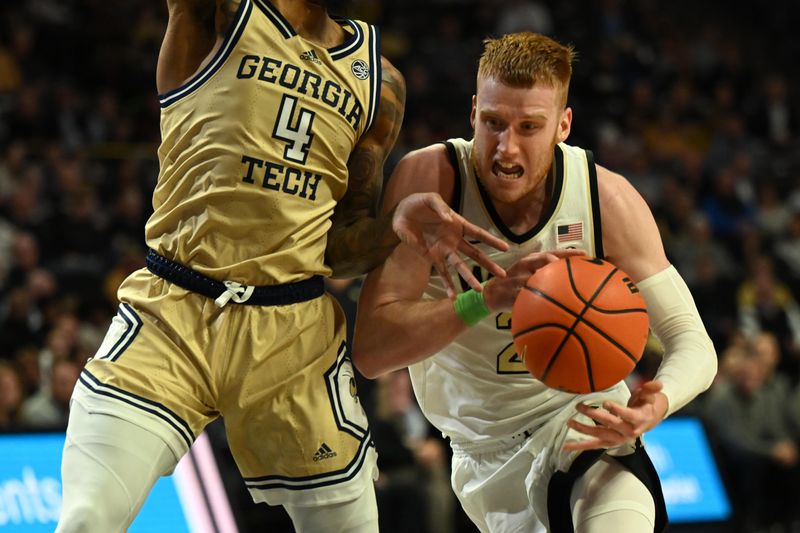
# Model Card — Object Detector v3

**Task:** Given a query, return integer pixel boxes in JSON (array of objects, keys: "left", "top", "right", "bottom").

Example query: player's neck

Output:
[
  {"left": 493, "top": 169, "right": 554, "bottom": 234},
  {"left": 274, "top": 0, "right": 346, "bottom": 48}
]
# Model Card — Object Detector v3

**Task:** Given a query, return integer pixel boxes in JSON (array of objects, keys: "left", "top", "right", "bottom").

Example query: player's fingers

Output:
[
  {"left": 578, "top": 403, "right": 638, "bottom": 436},
  {"left": 577, "top": 404, "right": 624, "bottom": 428},
  {"left": 420, "top": 192, "right": 453, "bottom": 222},
  {"left": 437, "top": 258, "right": 457, "bottom": 299},
  {"left": 566, "top": 420, "right": 630, "bottom": 450},
  {"left": 550, "top": 248, "right": 587, "bottom": 258},
  {"left": 457, "top": 240, "right": 506, "bottom": 280},
  {"left": 448, "top": 253, "right": 484, "bottom": 292},
  {"left": 562, "top": 438, "right": 607, "bottom": 452},
  {"left": 566, "top": 419, "right": 621, "bottom": 443},
  {"left": 461, "top": 218, "right": 509, "bottom": 253}
]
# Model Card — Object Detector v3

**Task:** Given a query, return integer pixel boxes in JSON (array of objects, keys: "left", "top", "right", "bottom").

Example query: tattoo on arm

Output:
[{"left": 326, "top": 61, "right": 407, "bottom": 277}]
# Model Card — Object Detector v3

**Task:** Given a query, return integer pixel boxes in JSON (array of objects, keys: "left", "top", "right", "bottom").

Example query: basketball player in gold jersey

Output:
[
  {"left": 354, "top": 33, "right": 718, "bottom": 532},
  {"left": 56, "top": 1, "right": 509, "bottom": 532}
]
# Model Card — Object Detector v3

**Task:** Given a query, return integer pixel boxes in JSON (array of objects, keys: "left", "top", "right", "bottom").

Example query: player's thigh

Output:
[
  {"left": 222, "top": 294, "right": 376, "bottom": 507},
  {"left": 451, "top": 444, "right": 547, "bottom": 533},
  {"left": 570, "top": 455, "right": 655, "bottom": 533},
  {"left": 80, "top": 271, "right": 220, "bottom": 446},
  {"left": 57, "top": 401, "right": 178, "bottom": 533}
]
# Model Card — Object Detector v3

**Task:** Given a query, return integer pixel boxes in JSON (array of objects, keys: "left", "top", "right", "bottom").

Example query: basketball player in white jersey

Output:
[
  {"left": 354, "top": 32, "right": 718, "bottom": 532},
  {"left": 56, "top": 1, "right": 509, "bottom": 532}
]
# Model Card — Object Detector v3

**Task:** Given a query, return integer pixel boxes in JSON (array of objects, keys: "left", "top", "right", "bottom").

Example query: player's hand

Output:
[
  {"left": 483, "top": 249, "right": 585, "bottom": 311},
  {"left": 393, "top": 192, "right": 509, "bottom": 297},
  {"left": 562, "top": 381, "right": 669, "bottom": 451}
]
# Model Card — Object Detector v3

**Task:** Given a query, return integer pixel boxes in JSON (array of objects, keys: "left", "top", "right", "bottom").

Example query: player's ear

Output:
[
  {"left": 556, "top": 107, "right": 572, "bottom": 143},
  {"left": 470, "top": 95, "right": 477, "bottom": 129}
]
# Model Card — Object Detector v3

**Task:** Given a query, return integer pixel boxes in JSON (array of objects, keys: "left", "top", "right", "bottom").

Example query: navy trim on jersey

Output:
[
  {"left": 475, "top": 144, "right": 565, "bottom": 244},
  {"left": 586, "top": 150, "right": 604, "bottom": 259},
  {"left": 96, "top": 304, "right": 142, "bottom": 362},
  {"left": 158, "top": 0, "right": 252, "bottom": 108},
  {"left": 443, "top": 141, "right": 463, "bottom": 213},
  {"left": 78, "top": 369, "right": 195, "bottom": 449},
  {"left": 363, "top": 24, "right": 381, "bottom": 133},
  {"left": 253, "top": 0, "right": 295, "bottom": 38},
  {"left": 328, "top": 18, "right": 364, "bottom": 60},
  {"left": 244, "top": 432, "right": 374, "bottom": 490}
]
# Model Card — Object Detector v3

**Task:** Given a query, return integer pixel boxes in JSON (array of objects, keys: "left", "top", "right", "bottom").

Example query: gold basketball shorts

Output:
[{"left": 73, "top": 267, "right": 376, "bottom": 506}]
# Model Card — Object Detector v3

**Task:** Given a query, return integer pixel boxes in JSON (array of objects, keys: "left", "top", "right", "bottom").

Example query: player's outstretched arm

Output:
[
  {"left": 157, "top": 0, "right": 238, "bottom": 94},
  {"left": 325, "top": 58, "right": 508, "bottom": 284},
  {"left": 352, "top": 146, "right": 475, "bottom": 377},
  {"left": 564, "top": 166, "right": 717, "bottom": 451},
  {"left": 352, "top": 147, "right": 568, "bottom": 378}
]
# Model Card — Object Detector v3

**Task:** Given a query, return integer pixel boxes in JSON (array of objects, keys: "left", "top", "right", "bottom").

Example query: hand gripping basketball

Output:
[{"left": 511, "top": 257, "right": 649, "bottom": 394}]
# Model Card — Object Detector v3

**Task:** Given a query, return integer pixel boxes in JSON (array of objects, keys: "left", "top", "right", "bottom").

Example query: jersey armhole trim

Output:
[
  {"left": 363, "top": 24, "right": 381, "bottom": 134},
  {"left": 586, "top": 150, "right": 604, "bottom": 259},
  {"left": 158, "top": 0, "right": 252, "bottom": 108},
  {"left": 253, "top": 0, "right": 296, "bottom": 38}
]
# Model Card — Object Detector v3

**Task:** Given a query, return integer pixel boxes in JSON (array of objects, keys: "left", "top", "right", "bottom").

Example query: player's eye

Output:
[{"left": 485, "top": 118, "right": 503, "bottom": 130}]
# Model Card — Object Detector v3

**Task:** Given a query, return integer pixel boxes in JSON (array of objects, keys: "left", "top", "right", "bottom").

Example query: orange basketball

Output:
[{"left": 511, "top": 257, "right": 649, "bottom": 394}]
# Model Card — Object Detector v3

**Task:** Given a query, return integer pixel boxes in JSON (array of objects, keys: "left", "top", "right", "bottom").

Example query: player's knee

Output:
[{"left": 57, "top": 501, "right": 113, "bottom": 533}]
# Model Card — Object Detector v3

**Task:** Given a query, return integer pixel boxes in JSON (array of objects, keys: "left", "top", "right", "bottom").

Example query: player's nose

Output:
[{"left": 496, "top": 128, "right": 521, "bottom": 158}]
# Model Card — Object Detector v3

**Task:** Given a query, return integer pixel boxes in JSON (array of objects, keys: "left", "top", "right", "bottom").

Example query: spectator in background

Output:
[
  {"left": 371, "top": 370, "right": 453, "bottom": 533},
  {"left": 19, "top": 358, "right": 79, "bottom": 429},
  {"left": 701, "top": 163, "right": 756, "bottom": 259},
  {"left": 3, "top": 231, "right": 41, "bottom": 296},
  {"left": 0, "top": 286, "right": 43, "bottom": 358},
  {"left": 747, "top": 74, "right": 799, "bottom": 151},
  {"left": 669, "top": 212, "right": 738, "bottom": 287},
  {"left": 754, "top": 181, "right": 792, "bottom": 243},
  {"left": 774, "top": 209, "right": 800, "bottom": 294},
  {"left": 703, "top": 339, "right": 800, "bottom": 532},
  {"left": 737, "top": 255, "right": 800, "bottom": 382},
  {"left": 686, "top": 251, "right": 739, "bottom": 350},
  {"left": 494, "top": 0, "right": 554, "bottom": 36},
  {"left": 0, "top": 361, "right": 24, "bottom": 428}
]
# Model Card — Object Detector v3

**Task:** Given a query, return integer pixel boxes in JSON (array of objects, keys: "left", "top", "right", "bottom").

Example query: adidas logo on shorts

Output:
[{"left": 313, "top": 442, "right": 337, "bottom": 462}]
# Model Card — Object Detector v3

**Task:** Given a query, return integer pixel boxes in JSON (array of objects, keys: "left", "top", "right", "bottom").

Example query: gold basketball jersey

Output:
[{"left": 148, "top": 0, "right": 381, "bottom": 285}]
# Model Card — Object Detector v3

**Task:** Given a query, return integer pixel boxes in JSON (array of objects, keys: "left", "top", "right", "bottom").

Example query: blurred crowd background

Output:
[{"left": 1, "top": 1, "right": 800, "bottom": 532}]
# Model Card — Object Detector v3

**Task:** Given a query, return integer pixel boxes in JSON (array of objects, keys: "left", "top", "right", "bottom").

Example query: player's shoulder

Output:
[
  {"left": 396, "top": 143, "right": 454, "bottom": 186},
  {"left": 379, "top": 56, "right": 406, "bottom": 99},
  {"left": 594, "top": 163, "right": 645, "bottom": 213},
  {"left": 384, "top": 143, "right": 457, "bottom": 205}
]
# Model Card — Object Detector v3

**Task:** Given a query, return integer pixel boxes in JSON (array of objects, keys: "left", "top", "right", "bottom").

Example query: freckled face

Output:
[{"left": 470, "top": 76, "right": 572, "bottom": 207}]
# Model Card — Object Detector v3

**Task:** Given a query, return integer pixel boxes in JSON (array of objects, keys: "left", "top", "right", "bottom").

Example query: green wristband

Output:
[{"left": 453, "top": 288, "right": 491, "bottom": 326}]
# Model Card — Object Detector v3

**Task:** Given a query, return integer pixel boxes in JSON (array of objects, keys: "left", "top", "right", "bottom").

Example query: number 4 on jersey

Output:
[{"left": 273, "top": 94, "right": 315, "bottom": 165}]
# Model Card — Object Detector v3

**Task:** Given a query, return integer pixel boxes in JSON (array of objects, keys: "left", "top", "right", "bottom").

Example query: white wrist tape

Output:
[{"left": 636, "top": 265, "right": 718, "bottom": 417}]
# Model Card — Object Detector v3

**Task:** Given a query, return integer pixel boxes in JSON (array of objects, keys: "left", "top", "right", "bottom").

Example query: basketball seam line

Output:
[
  {"left": 539, "top": 260, "right": 618, "bottom": 391},
  {"left": 518, "top": 286, "right": 641, "bottom": 367}
]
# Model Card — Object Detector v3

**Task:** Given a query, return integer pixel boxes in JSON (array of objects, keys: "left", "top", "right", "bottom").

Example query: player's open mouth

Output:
[{"left": 492, "top": 162, "right": 523, "bottom": 179}]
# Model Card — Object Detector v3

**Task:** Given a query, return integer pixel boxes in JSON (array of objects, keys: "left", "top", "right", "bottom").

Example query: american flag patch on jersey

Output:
[{"left": 556, "top": 222, "right": 583, "bottom": 243}]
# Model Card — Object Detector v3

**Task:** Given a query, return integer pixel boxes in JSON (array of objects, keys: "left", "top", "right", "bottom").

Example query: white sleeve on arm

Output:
[{"left": 636, "top": 265, "right": 718, "bottom": 417}]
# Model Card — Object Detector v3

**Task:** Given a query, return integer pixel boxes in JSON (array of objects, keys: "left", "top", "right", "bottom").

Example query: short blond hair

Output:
[{"left": 478, "top": 32, "right": 575, "bottom": 107}]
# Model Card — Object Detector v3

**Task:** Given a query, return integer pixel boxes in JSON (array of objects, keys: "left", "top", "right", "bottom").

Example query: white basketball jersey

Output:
[{"left": 408, "top": 138, "right": 629, "bottom": 445}]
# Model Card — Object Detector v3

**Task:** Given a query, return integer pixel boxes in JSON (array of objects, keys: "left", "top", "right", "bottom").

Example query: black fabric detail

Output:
[
  {"left": 145, "top": 249, "right": 324, "bottom": 306},
  {"left": 546, "top": 442, "right": 668, "bottom": 532}
]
